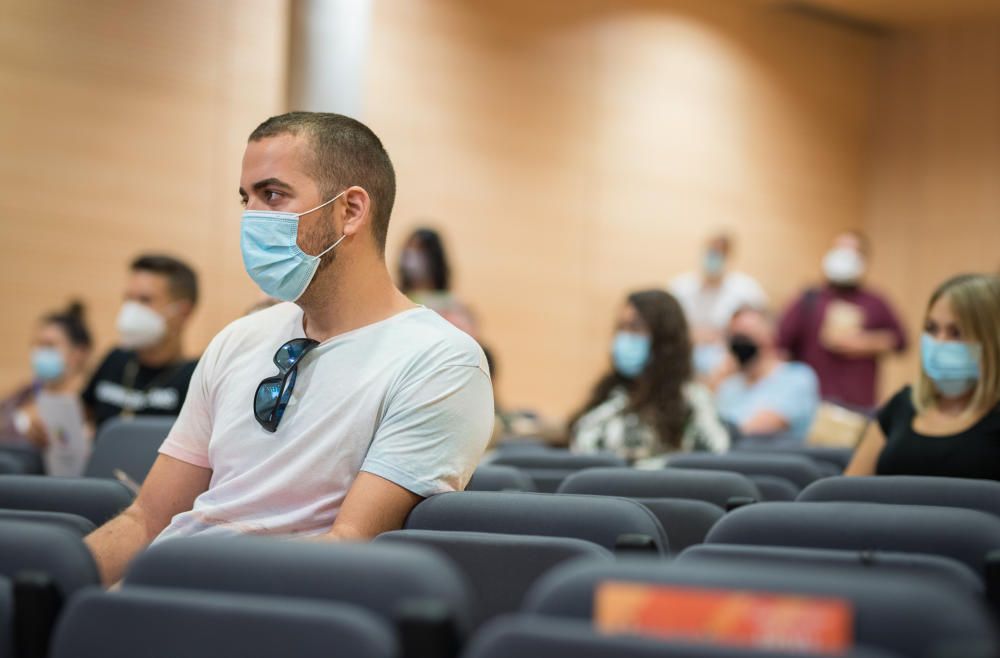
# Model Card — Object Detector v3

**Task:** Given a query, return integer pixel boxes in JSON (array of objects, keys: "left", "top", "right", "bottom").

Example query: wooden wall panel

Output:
[
  {"left": 866, "top": 25, "right": 1000, "bottom": 400},
  {"left": 0, "top": 0, "right": 289, "bottom": 391},
  {"left": 365, "top": 0, "right": 879, "bottom": 418}
]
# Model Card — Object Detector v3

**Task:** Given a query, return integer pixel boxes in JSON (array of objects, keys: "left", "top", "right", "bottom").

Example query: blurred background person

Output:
[
  {"left": 398, "top": 227, "right": 478, "bottom": 337},
  {"left": 568, "top": 289, "right": 729, "bottom": 465},
  {"left": 846, "top": 274, "right": 1000, "bottom": 479},
  {"left": 716, "top": 306, "right": 819, "bottom": 445},
  {"left": 82, "top": 254, "right": 199, "bottom": 430},
  {"left": 778, "top": 230, "right": 907, "bottom": 412},
  {"left": 1, "top": 301, "right": 93, "bottom": 474},
  {"left": 670, "top": 232, "right": 767, "bottom": 378}
]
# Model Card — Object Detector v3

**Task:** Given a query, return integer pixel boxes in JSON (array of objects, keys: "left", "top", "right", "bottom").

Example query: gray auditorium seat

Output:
[
  {"left": 798, "top": 475, "right": 1000, "bottom": 518},
  {"left": 489, "top": 451, "right": 626, "bottom": 493},
  {"left": 678, "top": 544, "right": 983, "bottom": 595},
  {"left": 125, "top": 536, "right": 472, "bottom": 655},
  {"left": 734, "top": 444, "right": 853, "bottom": 473},
  {"left": 557, "top": 467, "right": 761, "bottom": 508},
  {"left": 0, "top": 575, "right": 11, "bottom": 658},
  {"left": 466, "top": 465, "right": 536, "bottom": 492},
  {"left": 49, "top": 587, "right": 397, "bottom": 658},
  {"left": 667, "top": 453, "right": 825, "bottom": 489},
  {"left": 85, "top": 415, "right": 175, "bottom": 482},
  {"left": 705, "top": 501, "right": 1000, "bottom": 580},
  {"left": 0, "top": 476, "right": 133, "bottom": 525},
  {"left": 404, "top": 491, "right": 669, "bottom": 555},
  {"left": 0, "top": 446, "right": 44, "bottom": 475},
  {"left": 0, "top": 509, "right": 95, "bottom": 536},
  {"left": 465, "top": 616, "right": 901, "bottom": 658},
  {"left": 633, "top": 499, "right": 724, "bottom": 553},
  {"left": 375, "top": 530, "right": 612, "bottom": 627},
  {"left": 0, "top": 454, "right": 22, "bottom": 475},
  {"left": 747, "top": 474, "right": 799, "bottom": 501},
  {"left": 523, "top": 558, "right": 998, "bottom": 658}
]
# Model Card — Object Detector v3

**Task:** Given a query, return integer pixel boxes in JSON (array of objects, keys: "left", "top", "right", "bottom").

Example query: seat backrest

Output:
[
  {"left": 678, "top": 544, "right": 983, "bottom": 595},
  {"left": 0, "top": 475, "right": 133, "bottom": 526},
  {"left": 706, "top": 501, "right": 1000, "bottom": 579},
  {"left": 125, "top": 536, "right": 472, "bottom": 630},
  {"left": 466, "top": 465, "right": 536, "bottom": 492},
  {"left": 0, "top": 510, "right": 95, "bottom": 536},
  {"left": 523, "top": 558, "right": 998, "bottom": 658},
  {"left": 557, "top": 467, "right": 761, "bottom": 508},
  {"left": 633, "top": 499, "right": 723, "bottom": 554},
  {"left": 734, "top": 444, "right": 854, "bottom": 472},
  {"left": 490, "top": 451, "right": 626, "bottom": 471},
  {"left": 667, "top": 453, "right": 825, "bottom": 489},
  {"left": 0, "top": 519, "right": 99, "bottom": 598},
  {"left": 746, "top": 474, "right": 800, "bottom": 501},
  {"left": 465, "top": 616, "right": 901, "bottom": 658},
  {"left": 0, "top": 447, "right": 44, "bottom": 475},
  {"left": 0, "top": 454, "right": 22, "bottom": 475},
  {"left": 49, "top": 587, "right": 397, "bottom": 658},
  {"left": 404, "top": 491, "right": 669, "bottom": 555},
  {"left": 0, "top": 575, "right": 11, "bottom": 658},
  {"left": 85, "top": 416, "right": 175, "bottom": 482},
  {"left": 798, "top": 475, "right": 1000, "bottom": 518},
  {"left": 375, "top": 530, "right": 612, "bottom": 628}
]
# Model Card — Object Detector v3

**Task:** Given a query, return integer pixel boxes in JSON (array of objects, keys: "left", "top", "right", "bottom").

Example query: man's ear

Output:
[
  {"left": 340, "top": 186, "right": 372, "bottom": 239},
  {"left": 173, "top": 299, "right": 195, "bottom": 323}
]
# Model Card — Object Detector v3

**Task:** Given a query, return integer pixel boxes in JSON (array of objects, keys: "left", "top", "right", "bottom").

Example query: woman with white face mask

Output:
[
  {"left": 1, "top": 302, "right": 92, "bottom": 453},
  {"left": 846, "top": 274, "right": 1000, "bottom": 479}
]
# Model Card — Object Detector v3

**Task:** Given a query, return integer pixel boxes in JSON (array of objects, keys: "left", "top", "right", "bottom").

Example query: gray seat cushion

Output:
[
  {"left": 85, "top": 416, "right": 175, "bottom": 482},
  {"left": 558, "top": 467, "right": 761, "bottom": 508},
  {"left": 798, "top": 475, "right": 1000, "bottom": 518},
  {"left": 0, "top": 475, "right": 133, "bottom": 526},
  {"left": 668, "top": 453, "right": 825, "bottom": 489},
  {"left": 0, "top": 519, "right": 99, "bottom": 598},
  {"left": 467, "top": 465, "right": 536, "bottom": 492}
]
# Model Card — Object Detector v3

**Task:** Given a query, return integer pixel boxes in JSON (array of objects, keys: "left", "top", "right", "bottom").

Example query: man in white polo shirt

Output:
[{"left": 85, "top": 112, "right": 494, "bottom": 586}]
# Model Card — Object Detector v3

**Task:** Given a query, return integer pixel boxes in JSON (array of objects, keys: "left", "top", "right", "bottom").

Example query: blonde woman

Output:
[{"left": 846, "top": 274, "right": 1000, "bottom": 479}]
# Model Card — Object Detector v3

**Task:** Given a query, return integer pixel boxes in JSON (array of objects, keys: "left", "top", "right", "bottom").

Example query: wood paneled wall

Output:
[
  {"left": 365, "top": 0, "right": 879, "bottom": 418},
  {"left": 866, "top": 25, "right": 1000, "bottom": 399},
  {"left": 0, "top": 0, "right": 289, "bottom": 391}
]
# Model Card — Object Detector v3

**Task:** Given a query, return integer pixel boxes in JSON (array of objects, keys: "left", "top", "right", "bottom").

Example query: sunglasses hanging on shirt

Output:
[{"left": 254, "top": 338, "right": 319, "bottom": 432}]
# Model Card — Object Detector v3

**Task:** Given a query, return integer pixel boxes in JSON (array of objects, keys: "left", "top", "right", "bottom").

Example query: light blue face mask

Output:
[
  {"left": 703, "top": 249, "right": 726, "bottom": 277},
  {"left": 612, "top": 332, "right": 651, "bottom": 379},
  {"left": 32, "top": 347, "right": 65, "bottom": 382},
  {"left": 241, "top": 191, "right": 347, "bottom": 302},
  {"left": 921, "top": 333, "right": 981, "bottom": 398}
]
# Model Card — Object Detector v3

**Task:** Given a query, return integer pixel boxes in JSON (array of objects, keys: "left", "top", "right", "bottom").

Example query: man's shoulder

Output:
[
  {"left": 391, "top": 308, "right": 487, "bottom": 372},
  {"left": 778, "top": 361, "right": 818, "bottom": 386},
  {"left": 669, "top": 271, "right": 699, "bottom": 292},
  {"left": 92, "top": 348, "right": 134, "bottom": 376}
]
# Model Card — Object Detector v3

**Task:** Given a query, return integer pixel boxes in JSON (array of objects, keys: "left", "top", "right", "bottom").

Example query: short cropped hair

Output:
[
  {"left": 248, "top": 112, "right": 397, "bottom": 253},
  {"left": 131, "top": 254, "right": 199, "bottom": 306}
]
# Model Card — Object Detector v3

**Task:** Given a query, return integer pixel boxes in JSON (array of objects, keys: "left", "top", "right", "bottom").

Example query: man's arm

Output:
[
  {"left": 823, "top": 329, "right": 899, "bottom": 359},
  {"left": 85, "top": 454, "right": 211, "bottom": 586},
  {"left": 319, "top": 472, "right": 423, "bottom": 541},
  {"left": 740, "top": 410, "right": 790, "bottom": 436}
]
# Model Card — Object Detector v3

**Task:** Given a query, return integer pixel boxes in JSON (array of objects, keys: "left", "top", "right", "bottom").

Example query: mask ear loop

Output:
[
  {"left": 316, "top": 233, "right": 348, "bottom": 259},
  {"left": 301, "top": 189, "right": 350, "bottom": 259}
]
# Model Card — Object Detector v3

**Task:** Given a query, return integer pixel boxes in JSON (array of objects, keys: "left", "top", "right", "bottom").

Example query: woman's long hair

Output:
[
  {"left": 399, "top": 227, "right": 451, "bottom": 293},
  {"left": 568, "top": 289, "right": 693, "bottom": 449}
]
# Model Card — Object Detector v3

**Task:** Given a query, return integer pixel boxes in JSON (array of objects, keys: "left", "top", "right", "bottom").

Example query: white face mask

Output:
[
  {"left": 823, "top": 247, "right": 865, "bottom": 286},
  {"left": 116, "top": 301, "right": 168, "bottom": 350}
]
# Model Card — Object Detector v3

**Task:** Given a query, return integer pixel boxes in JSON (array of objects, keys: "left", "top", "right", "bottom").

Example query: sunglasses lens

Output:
[
  {"left": 275, "top": 339, "right": 316, "bottom": 371},
  {"left": 254, "top": 379, "right": 283, "bottom": 421}
]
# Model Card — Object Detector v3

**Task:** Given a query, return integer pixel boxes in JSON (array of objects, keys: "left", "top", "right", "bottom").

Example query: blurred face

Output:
[
  {"left": 33, "top": 322, "right": 87, "bottom": 379},
  {"left": 729, "top": 310, "right": 775, "bottom": 350},
  {"left": 123, "top": 271, "right": 189, "bottom": 333},
  {"left": 616, "top": 302, "right": 650, "bottom": 337},
  {"left": 832, "top": 232, "right": 864, "bottom": 254},
  {"left": 924, "top": 295, "right": 964, "bottom": 342}
]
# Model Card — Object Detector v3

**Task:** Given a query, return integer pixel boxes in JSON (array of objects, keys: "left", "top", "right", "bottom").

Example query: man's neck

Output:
[
  {"left": 299, "top": 253, "right": 416, "bottom": 343},
  {"left": 137, "top": 335, "right": 183, "bottom": 368},
  {"left": 744, "top": 352, "right": 780, "bottom": 384},
  {"left": 702, "top": 272, "right": 725, "bottom": 288}
]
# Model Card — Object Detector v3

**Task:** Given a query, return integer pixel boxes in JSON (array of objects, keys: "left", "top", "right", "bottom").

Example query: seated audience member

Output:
[
  {"left": 670, "top": 232, "right": 767, "bottom": 377},
  {"left": 82, "top": 255, "right": 199, "bottom": 430},
  {"left": 398, "top": 227, "right": 478, "bottom": 336},
  {"left": 778, "top": 230, "right": 907, "bottom": 412},
  {"left": 84, "top": 112, "right": 494, "bottom": 586},
  {"left": 569, "top": 290, "right": 729, "bottom": 464},
  {"left": 1, "top": 302, "right": 92, "bottom": 449},
  {"left": 716, "top": 307, "right": 819, "bottom": 443},
  {"left": 846, "top": 274, "right": 1000, "bottom": 479}
]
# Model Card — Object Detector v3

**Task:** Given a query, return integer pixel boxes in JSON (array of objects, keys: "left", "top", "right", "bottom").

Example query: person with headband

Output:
[
  {"left": 777, "top": 230, "right": 907, "bottom": 411},
  {"left": 568, "top": 289, "right": 729, "bottom": 465},
  {"left": 83, "top": 112, "right": 493, "bottom": 587},
  {"left": 846, "top": 274, "right": 1000, "bottom": 479},
  {"left": 82, "top": 254, "right": 199, "bottom": 429}
]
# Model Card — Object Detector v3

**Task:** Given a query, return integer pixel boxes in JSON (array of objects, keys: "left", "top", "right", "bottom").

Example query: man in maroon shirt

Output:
[{"left": 778, "top": 231, "right": 907, "bottom": 411}]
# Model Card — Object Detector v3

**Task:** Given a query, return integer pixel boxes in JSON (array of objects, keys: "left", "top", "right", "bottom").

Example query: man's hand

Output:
[
  {"left": 319, "top": 472, "right": 423, "bottom": 542},
  {"left": 85, "top": 454, "right": 211, "bottom": 586}
]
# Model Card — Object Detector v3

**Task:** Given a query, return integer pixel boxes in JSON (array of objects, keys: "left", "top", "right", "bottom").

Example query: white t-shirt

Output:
[
  {"left": 670, "top": 271, "right": 768, "bottom": 331},
  {"left": 156, "top": 303, "right": 493, "bottom": 542}
]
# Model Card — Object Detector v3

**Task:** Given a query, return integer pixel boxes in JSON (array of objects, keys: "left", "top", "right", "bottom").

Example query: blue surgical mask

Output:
[
  {"left": 613, "top": 332, "right": 651, "bottom": 379},
  {"left": 241, "top": 191, "right": 347, "bottom": 302},
  {"left": 921, "top": 334, "right": 981, "bottom": 399},
  {"left": 32, "top": 348, "right": 65, "bottom": 382},
  {"left": 704, "top": 250, "right": 726, "bottom": 277},
  {"left": 693, "top": 343, "right": 726, "bottom": 375}
]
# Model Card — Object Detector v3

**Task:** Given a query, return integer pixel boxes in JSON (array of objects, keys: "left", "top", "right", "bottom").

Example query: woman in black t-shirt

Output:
[{"left": 846, "top": 274, "right": 1000, "bottom": 480}]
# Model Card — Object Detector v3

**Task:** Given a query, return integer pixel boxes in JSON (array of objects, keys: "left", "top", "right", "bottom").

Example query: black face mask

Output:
[{"left": 729, "top": 334, "right": 759, "bottom": 368}]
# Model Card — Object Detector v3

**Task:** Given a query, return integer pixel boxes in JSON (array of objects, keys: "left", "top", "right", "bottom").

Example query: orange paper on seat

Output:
[{"left": 595, "top": 581, "right": 853, "bottom": 655}]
